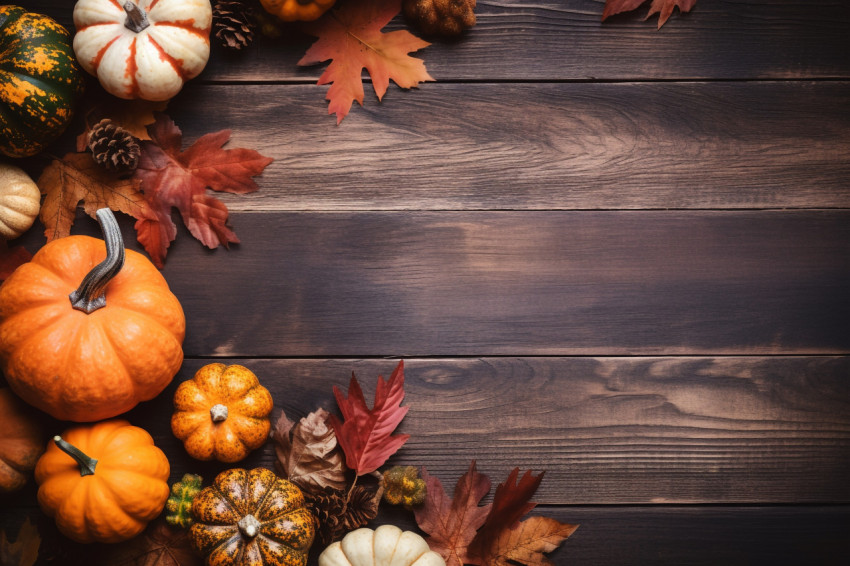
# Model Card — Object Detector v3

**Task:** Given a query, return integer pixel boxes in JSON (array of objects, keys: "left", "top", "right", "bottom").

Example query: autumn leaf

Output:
[
  {"left": 135, "top": 113, "right": 273, "bottom": 267},
  {"left": 298, "top": 0, "right": 434, "bottom": 123},
  {"left": 95, "top": 521, "right": 200, "bottom": 566},
  {"left": 76, "top": 99, "right": 169, "bottom": 151},
  {"left": 37, "top": 152, "right": 155, "bottom": 241},
  {"left": 480, "top": 516, "right": 579, "bottom": 566},
  {"left": 414, "top": 462, "right": 492, "bottom": 566},
  {"left": 272, "top": 408, "right": 349, "bottom": 492},
  {"left": 0, "top": 517, "right": 40, "bottom": 566},
  {"left": 0, "top": 242, "right": 32, "bottom": 281},
  {"left": 329, "top": 360, "right": 410, "bottom": 475},
  {"left": 602, "top": 0, "right": 697, "bottom": 28}
]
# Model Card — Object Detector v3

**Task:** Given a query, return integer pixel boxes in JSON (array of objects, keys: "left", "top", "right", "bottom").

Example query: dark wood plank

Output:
[
  {"left": 154, "top": 82, "right": 850, "bottom": 211},
  {"left": 2, "top": 504, "right": 848, "bottom": 566},
  {"left": 35, "top": 1, "right": 850, "bottom": 81},
  {"left": 17, "top": 210, "right": 846, "bottom": 356},
  {"left": 5, "top": 357, "right": 848, "bottom": 505}
]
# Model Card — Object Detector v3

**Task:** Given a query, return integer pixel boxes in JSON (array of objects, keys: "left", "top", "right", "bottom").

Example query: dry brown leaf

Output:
[
  {"left": 0, "top": 517, "right": 40, "bottom": 566},
  {"left": 272, "top": 408, "right": 348, "bottom": 492},
  {"left": 95, "top": 521, "right": 199, "bottom": 566},
  {"left": 77, "top": 99, "right": 169, "bottom": 150},
  {"left": 37, "top": 152, "right": 155, "bottom": 242},
  {"left": 482, "top": 516, "right": 578, "bottom": 566}
]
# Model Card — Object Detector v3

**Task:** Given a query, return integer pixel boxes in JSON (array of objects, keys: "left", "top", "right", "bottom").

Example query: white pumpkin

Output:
[
  {"left": 0, "top": 164, "right": 41, "bottom": 240},
  {"left": 319, "top": 525, "right": 446, "bottom": 566},
  {"left": 72, "top": 0, "right": 212, "bottom": 101}
]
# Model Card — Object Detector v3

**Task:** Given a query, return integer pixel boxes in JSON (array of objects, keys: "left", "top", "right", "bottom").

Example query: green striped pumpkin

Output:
[{"left": 0, "top": 6, "right": 84, "bottom": 158}]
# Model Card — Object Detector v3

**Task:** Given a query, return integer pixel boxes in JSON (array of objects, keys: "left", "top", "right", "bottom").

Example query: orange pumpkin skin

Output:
[
  {"left": 0, "top": 388, "right": 45, "bottom": 493},
  {"left": 34, "top": 419, "right": 170, "bottom": 543},
  {"left": 0, "top": 234, "right": 185, "bottom": 422},
  {"left": 191, "top": 468, "right": 315, "bottom": 566},
  {"left": 172, "top": 364, "right": 273, "bottom": 463}
]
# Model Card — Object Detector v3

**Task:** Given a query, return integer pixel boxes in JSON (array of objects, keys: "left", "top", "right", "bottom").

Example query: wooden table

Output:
[{"left": 4, "top": 1, "right": 850, "bottom": 564}]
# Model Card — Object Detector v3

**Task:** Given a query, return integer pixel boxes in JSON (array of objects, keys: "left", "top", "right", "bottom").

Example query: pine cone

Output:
[
  {"left": 213, "top": 0, "right": 256, "bottom": 50},
  {"left": 305, "top": 485, "right": 382, "bottom": 546},
  {"left": 87, "top": 119, "right": 140, "bottom": 173},
  {"left": 403, "top": 0, "right": 476, "bottom": 36}
]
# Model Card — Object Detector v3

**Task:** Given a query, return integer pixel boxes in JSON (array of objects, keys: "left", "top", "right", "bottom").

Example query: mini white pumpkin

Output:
[
  {"left": 319, "top": 525, "right": 446, "bottom": 566},
  {"left": 0, "top": 164, "right": 41, "bottom": 240},
  {"left": 72, "top": 0, "right": 212, "bottom": 101}
]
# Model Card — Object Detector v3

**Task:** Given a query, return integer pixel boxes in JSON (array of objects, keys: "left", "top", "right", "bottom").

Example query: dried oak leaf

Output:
[
  {"left": 272, "top": 408, "right": 349, "bottom": 492},
  {"left": 135, "top": 113, "right": 273, "bottom": 268},
  {"left": 37, "top": 152, "right": 155, "bottom": 241},
  {"left": 602, "top": 0, "right": 697, "bottom": 28},
  {"left": 76, "top": 99, "right": 169, "bottom": 151},
  {"left": 0, "top": 517, "right": 40, "bottom": 566},
  {"left": 480, "top": 516, "right": 578, "bottom": 566},
  {"left": 413, "top": 461, "right": 492, "bottom": 566},
  {"left": 95, "top": 521, "right": 200, "bottom": 566},
  {"left": 298, "top": 0, "right": 434, "bottom": 123},
  {"left": 330, "top": 360, "right": 410, "bottom": 475},
  {"left": 0, "top": 242, "right": 32, "bottom": 281}
]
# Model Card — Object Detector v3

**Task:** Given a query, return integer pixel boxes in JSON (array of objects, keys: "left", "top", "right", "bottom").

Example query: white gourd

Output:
[
  {"left": 319, "top": 525, "right": 446, "bottom": 566},
  {"left": 0, "top": 164, "right": 41, "bottom": 240},
  {"left": 72, "top": 0, "right": 212, "bottom": 101}
]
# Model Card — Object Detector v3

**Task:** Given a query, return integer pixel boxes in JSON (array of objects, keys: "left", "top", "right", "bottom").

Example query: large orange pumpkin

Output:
[
  {"left": 0, "top": 387, "right": 45, "bottom": 493},
  {"left": 0, "top": 208, "right": 185, "bottom": 422},
  {"left": 35, "top": 419, "right": 170, "bottom": 543}
]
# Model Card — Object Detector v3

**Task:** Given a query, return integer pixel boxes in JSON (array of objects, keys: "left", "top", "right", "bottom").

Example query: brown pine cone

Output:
[
  {"left": 87, "top": 119, "right": 140, "bottom": 173},
  {"left": 304, "top": 485, "right": 381, "bottom": 546},
  {"left": 213, "top": 0, "right": 256, "bottom": 50},
  {"left": 403, "top": 0, "right": 476, "bottom": 36}
]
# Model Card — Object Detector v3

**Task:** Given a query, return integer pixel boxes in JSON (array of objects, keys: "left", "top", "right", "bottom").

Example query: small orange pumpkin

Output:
[
  {"left": 191, "top": 468, "right": 315, "bottom": 566},
  {"left": 172, "top": 364, "right": 274, "bottom": 463},
  {"left": 34, "top": 419, "right": 170, "bottom": 543},
  {"left": 0, "top": 387, "right": 45, "bottom": 493},
  {"left": 0, "top": 208, "right": 185, "bottom": 422}
]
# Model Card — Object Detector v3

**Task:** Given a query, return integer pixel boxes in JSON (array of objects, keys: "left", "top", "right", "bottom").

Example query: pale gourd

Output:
[
  {"left": 72, "top": 0, "right": 212, "bottom": 101},
  {"left": 0, "top": 164, "right": 41, "bottom": 240},
  {"left": 319, "top": 525, "right": 446, "bottom": 566}
]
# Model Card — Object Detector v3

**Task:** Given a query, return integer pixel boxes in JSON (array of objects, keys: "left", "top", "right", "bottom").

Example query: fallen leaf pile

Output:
[
  {"left": 298, "top": 0, "right": 434, "bottom": 123},
  {"left": 602, "top": 0, "right": 697, "bottom": 28},
  {"left": 415, "top": 462, "right": 578, "bottom": 566}
]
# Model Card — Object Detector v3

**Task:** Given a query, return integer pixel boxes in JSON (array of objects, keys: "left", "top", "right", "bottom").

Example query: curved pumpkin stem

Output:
[
  {"left": 123, "top": 1, "right": 150, "bottom": 33},
  {"left": 53, "top": 435, "right": 98, "bottom": 477},
  {"left": 69, "top": 208, "right": 126, "bottom": 314}
]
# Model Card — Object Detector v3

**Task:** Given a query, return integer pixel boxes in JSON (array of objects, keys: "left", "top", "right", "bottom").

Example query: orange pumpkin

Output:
[
  {"left": 172, "top": 364, "right": 274, "bottom": 463},
  {"left": 34, "top": 419, "right": 170, "bottom": 543},
  {"left": 0, "top": 208, "right": 185, "bottom": 422},
  {"left": 0, "top": 387, "right": 45, "bottom": 493},
  {"left": 191, "top": 468, "right": 315, "bottom": 566}
]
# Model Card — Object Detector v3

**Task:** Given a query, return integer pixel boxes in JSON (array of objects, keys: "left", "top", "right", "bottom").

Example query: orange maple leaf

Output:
[
  {"left": 602, "top": 0, "right": 697, "bottom": 28},
  {"left": 481, "top": 517, "right": 579, "bottom": 566},
  {"left": 298, "top": 0, "right": 434, "bottom": 123}
]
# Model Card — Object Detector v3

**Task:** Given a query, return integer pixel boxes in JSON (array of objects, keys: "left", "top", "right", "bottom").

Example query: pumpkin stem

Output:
[
  {"left": 123, "top": 1, "right": 150, "bottom": 33},
  {"left": 210, "top": 404, "right": 229, "bottom": 423},
  {"left": 69, "top": 208, "right": 126, "bottom": 314},
  {"left": 238, "top": 514, "right": 261, "bottom": 539},
  {"left": 53, "top": 435, "right": 98, "bottom": 477}
]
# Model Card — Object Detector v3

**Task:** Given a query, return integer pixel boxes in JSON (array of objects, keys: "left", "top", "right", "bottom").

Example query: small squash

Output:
[
  {"left": 191, "top": 468, "right": 315, "bottom": 566},
  {"left": 0, "top": 6, "right": 85, "bottom": 158},
  {"left": 73, "top": 0, "right": 212, "bottom": 101},
  {"left": 0, "top": 208, "right": 185, "bottom": 422},
  {"left": 34, "top": 419, "right": 170, "bottom": 543},
  {"left": 319, "top": 525, "right": 446, "bottom": 566},
  {"left": 260, "top": 0, "right": 337, "bottom": 22},
  {"left": 172, "top": 363, "right": 274, "bottom": 463},
  {"left": 0, "top": 387, "right": 45, "bottom": 493},
  {"left": 0, "top": 163, "right": 41, "bottom": 240}
]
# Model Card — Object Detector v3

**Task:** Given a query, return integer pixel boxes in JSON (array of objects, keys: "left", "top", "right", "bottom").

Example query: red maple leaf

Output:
[
  {"left": 134, "top": 114, "right": 273, "bottom": 267},
  {"left": 329, "top": 360, "right": 410, "bottom": 475},
  {"left": 602, "top": 0, "right": 697, "bottom": 28},
  {"left": 414, "top": 462, "right": 492, "bottom": 566},
  {"left": 298, "top": 0, "right": 434, "bottom": 123}
]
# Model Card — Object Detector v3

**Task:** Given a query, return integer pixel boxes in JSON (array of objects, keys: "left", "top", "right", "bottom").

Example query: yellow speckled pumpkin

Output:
[
  {"left": 191, "top": 468, "right": 315, "bottom": 566},
  {"left": 172, "top": 364, "right": 274, "bottom": 463},
  {"left": 0, "top": 5, "right": 84, "bottom": 158},
  {"left": 34, "top": 419, "right": 171, "bottom": 544}
]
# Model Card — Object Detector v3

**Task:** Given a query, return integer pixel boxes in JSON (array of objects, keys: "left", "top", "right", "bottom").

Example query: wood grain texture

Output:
[
  {"left": 4, "top": 356, "right": 850, "bottom": 506},
  {"left": 37, "top": 1, "right": 850, "bottom": 81},
  {"left": 147, "top": 82, "right": 850, "bottom": 211},
  {"left": 17, "top": 210, "right": 845, "bottom": 357}
]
